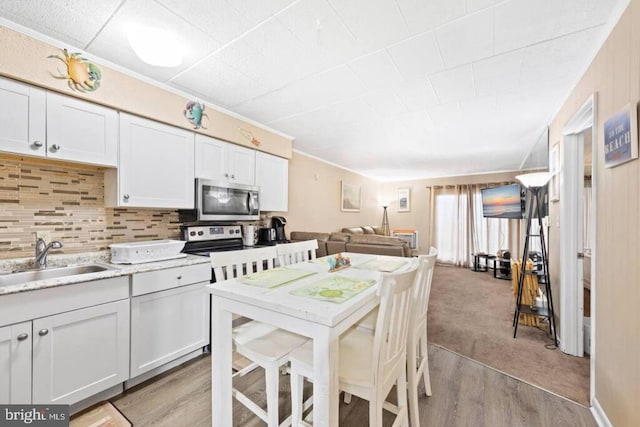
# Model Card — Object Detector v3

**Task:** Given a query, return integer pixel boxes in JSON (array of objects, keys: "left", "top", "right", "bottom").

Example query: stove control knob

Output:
[
  {"left": 190, "top": 231, "right": 196, "bottom": 236},
  {"left": 197, "top": 231, "right": 204, "bottom": 236}
]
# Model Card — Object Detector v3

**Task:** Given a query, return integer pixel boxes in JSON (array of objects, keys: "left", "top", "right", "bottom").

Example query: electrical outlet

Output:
[{"left": 36, "top": 231, "right": 51, "bottom": 243}]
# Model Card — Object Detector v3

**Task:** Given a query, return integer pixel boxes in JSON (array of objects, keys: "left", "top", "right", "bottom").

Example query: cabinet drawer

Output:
[{"left": 131, "top": 263, "right": 211, "bottom": 296}]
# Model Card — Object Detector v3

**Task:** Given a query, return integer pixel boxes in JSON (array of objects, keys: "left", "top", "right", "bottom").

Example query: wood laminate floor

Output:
[{"left": 109, "top": 345, "right": 595, "bottom": 427}]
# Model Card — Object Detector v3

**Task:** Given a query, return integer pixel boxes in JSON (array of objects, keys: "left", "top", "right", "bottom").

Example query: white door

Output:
[
  {"left": 228, "top": 144, "right": 256, "bottom": 185},
  {"left": 255, "top": 152, "right": 288, "bottom": 212},
  {"left": 0, "top": 322, "right": 32, "bottom": 404},
  {"left": 195, "top": 134, "right": 227, "bottom": 180},
  {"left": 0, "top": 76, "right": 46, "bottom": 156},
  {"left": 46, "top": 92, "right": 118, "bottom": 166},
  {"left": 32, "top": 300, "right": 129, "bottom": 405},
  {"left": 118, "top": 113, "right": 195, "bottom": 208},
  {"left": 130, "top": 283, "right": 209, "bottom": 378}
]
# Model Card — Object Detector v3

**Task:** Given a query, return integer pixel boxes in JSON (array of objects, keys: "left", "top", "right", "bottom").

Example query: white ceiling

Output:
[{"left": 0, "top": 0, "right": 624, "bottom": 180}]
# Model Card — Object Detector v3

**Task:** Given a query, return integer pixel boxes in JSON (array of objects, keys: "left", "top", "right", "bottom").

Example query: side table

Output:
[{"left": 472, "top": 253, "right": 495, "bottom": 272}]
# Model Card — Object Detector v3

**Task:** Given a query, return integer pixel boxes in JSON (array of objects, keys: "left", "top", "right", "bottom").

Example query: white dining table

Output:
[{"left": 207, "top": 252, "right": 416, "bottom": 427}]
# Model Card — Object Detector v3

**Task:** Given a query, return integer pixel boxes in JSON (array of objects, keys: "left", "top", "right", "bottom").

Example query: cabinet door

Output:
[
  {"left": 130, "top": 282, "right": 209, "bottom": 378},
  {"left": 32, "top": 299, "right": 129, "bottom": 405},
  {"left": 0, "top": 77, "right": 46, "bottom": 156},
  {"left": 46, "top": 92, "right": 118, "bottom": 166},
  {"left": 0, "top": 322, "right": 32, "bottom": 404},
  {"left": 228, "top": 144, "right": 256, "bottom": 185},
  {"left": 194, "top": 134, "right": 227, "bottom": 180},
  {"left": 118, "top": 113, "right": 195, "bottom": 208},
  {"left": 255, "top": 152, "right": 288, "bottom": 212}
]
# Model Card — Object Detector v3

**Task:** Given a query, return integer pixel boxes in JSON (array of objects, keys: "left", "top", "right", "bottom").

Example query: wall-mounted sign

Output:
[
  {"left": 604, "top": 102, "right": 638, "bottom": 168},
  {"left": 184, "top": 101, "right": 208, "bottom": 129},
  {"left": 48, "top": 48, "right": 101, "bottom": 92}
]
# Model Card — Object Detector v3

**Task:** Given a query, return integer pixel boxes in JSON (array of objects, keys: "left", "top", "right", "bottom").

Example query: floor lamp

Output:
[
  {"left": 381, "top": 205, "right": 390, "bottom": 236},
  {"left": 513, "top": 172, "right": 558, "bottom": 346}
]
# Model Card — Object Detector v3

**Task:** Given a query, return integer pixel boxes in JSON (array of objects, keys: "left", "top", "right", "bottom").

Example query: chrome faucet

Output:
[{"left": 35, "top": 237, "right": 63, "bottom": 268}]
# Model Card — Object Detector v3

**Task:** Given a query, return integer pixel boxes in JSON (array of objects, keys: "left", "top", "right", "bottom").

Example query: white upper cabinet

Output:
[
  {"left": 46, "top": 92, "right": 118, "bottom": 166},
  {"left": 0, "top": 76, "right": 46, "bottom": 156},
  {"left": 108, "top": 113, "right": 194, "bottom": 209},
  {"left": 255, "top": 151, "right": 288, "bottom": 212},
  {"left": 195, "top": 134, "right": 255, "bottom": 185}
]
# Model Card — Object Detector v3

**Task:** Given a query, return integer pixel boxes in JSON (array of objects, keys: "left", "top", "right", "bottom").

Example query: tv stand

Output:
[
  {"left": 492, "top": 257, "right": 512, "bottom": 280},
  {"left": 471, "top": 253, "right": 495, "bottom": 272}
]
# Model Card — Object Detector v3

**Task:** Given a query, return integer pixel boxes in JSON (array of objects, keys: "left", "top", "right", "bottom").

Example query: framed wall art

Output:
[
  {"left": 341, "top": 181, "right": 361, "bottom": 212},
  {"left": 397, "top": 188, "right": 410, "bottom": 212},
  {"left": 604, "top": 102, "right": 638, "bottom": 168}
]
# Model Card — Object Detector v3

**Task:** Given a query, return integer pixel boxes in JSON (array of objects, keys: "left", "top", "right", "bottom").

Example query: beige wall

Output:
[
  {"left": 548, "top": 0, "right": 639, "bottom": 424},
  {"left": 279, "top": 151, "right": 382, "bottom": 235}
]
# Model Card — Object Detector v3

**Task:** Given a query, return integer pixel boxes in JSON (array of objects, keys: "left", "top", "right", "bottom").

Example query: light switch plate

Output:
[{"left": 36, "top": 231, "right": 51, "bottom": 242}]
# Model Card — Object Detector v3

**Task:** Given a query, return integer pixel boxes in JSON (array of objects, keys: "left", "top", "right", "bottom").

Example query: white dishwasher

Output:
[{"left": 129, "top": 263, "right": 210, "bottom": 381}]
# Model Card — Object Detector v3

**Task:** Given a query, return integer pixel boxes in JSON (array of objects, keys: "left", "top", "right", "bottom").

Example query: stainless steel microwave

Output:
[{"left": 196, "top": 178, "right": 260, "bottom": 221}]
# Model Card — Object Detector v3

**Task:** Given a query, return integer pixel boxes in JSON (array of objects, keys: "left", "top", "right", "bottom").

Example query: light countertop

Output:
[{"left": 0, "top": 252, "right": 210, "bottom": 296}]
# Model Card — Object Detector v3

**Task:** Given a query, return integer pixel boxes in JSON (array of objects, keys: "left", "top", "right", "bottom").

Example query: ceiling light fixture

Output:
[{"left": 127, "top": 24, "right": 183, "bottom": 67}]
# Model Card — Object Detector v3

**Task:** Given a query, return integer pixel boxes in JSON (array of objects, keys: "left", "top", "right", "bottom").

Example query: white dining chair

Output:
[
  {"left": 407, "top": 248, "right": 437, "bottom": 427},
  {"left": 276, "top": 240, "right": 319, "bottom": 266},
  {"left": 210, "top": 247, "right": 308, "bottom": 427},
  {"left": 288, "top": 263, "right": 420, "bottom": 427}
]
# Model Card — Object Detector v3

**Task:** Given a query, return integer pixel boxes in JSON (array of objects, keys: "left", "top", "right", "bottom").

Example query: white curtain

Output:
[{"left": 431, "top": 184, "right": 513, "bottom": 267}]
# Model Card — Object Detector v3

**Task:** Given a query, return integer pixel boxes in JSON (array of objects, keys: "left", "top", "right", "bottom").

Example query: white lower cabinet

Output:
[
  {"left": 0, "top": 322, "right": 32, "bottom": 404},
  {"left": 130, "top": 282, "right": 209, "bottom": 378},
  {"left": 32, "top": 299, "right": 130, "bottom": 404}
]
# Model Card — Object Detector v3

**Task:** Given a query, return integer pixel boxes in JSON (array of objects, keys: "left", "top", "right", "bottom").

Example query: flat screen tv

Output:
[{"left": 481, "top": 184, "right": 523, "bottom": 219}]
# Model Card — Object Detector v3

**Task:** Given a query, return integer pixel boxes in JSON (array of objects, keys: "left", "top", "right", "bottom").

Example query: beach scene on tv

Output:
[{"left": 481, "top": 184, "right": 523, "bottom": 218}]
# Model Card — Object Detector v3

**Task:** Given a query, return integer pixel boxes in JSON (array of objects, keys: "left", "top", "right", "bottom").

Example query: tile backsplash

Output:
[{"left": 0, "top": 157, "right": 180, "bottom": 259}]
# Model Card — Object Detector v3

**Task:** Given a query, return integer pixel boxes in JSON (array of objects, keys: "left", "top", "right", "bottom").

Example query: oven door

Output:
[{"left": 196, "top": 179, "right": 260, "bottom": 221}]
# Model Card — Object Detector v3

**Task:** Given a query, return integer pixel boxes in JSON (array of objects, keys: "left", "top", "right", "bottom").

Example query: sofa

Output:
[{"left": 289, "top": 226, "right": 412, "bottom": 258}]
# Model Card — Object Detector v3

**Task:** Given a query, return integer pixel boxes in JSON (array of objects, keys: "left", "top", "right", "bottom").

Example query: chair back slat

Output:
[
  {"left": 276, "top": 240, "right": 319, "bottom": 266},
  {"left": 210, "top": 247, "right": 278, "bottom": 282},
  {"left": 411, "top": 248, "right": 437, "bottom": 333},
  {"left": 370, "top": 263, "right": 419, "bottom": 390}
]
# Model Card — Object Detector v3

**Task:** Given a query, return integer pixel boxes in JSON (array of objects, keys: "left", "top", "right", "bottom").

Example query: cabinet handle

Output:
[
  {"left": 123, "top": 194, "right": 130, "bottom": 201},
  {"left": 231, "top": 174, "right": 235, "bottom": 179},
  {"left": 224, "top": 173, "right": 229, "bottom": 178},
  {"left": 17, "top": 333, "right": 29, "bottom": 341},
  {"left": 177, "top": 275, "right": 182, "bottom": 280},
  {"left": 31, "top": 140, "right": 43, "bottom": 149},
  {"left": 38, "top": 329, "right": 49, "bottom": 336},
  {"left": 50, "top": 144, "right": 61, "bottom": 152}
]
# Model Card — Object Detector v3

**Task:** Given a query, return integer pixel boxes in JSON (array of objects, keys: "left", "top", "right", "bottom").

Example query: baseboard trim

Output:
[
  {"left": 125, "top": 348, "right": 206, "bottom": 389},
  {"left": 591, "top": 397, "right": 612, "bottom": 427}
]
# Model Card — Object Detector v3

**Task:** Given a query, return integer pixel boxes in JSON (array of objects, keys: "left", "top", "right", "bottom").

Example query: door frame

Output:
[{"left": 560, "top": 94, "right": 597, "bottom": 401}]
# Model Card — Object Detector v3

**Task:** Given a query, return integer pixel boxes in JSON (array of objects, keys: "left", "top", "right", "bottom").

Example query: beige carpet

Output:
[{"left": 427, "top": 264, "right": 590, "bottom": 405}]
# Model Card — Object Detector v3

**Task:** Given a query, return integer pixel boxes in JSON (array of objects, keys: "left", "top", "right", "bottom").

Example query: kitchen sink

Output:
[{"left": 0, "top": 264, "right": 112, "bottom": 287}]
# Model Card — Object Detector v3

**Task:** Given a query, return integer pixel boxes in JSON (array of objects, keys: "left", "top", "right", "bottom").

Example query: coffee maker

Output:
[{"left": 271, "top": 216, "right": 287, "bottom": 242}]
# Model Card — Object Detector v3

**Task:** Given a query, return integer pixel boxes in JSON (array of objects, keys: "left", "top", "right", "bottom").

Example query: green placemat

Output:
[
  {"left": 238, "top": 267, "right": 317, "bottom": 288},
  {"left": 354, "top": 258, "right": 407, "bottom": 272},
  {"left": 290, "top": 275, "right": 376, "bottom": 303}
]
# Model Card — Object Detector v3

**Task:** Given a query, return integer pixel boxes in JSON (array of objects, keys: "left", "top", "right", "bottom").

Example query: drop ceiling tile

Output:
[
  {"left": 520, "top": 27, "right": 602, "bottom": 90},
  {"left": 225, "top": 0, "right": 297, "bottom": 26},
  {"left": 436, "top": 8, "right": 494, "bottom": 69},
  {"left": 387, "top": 31, "right": 444, "bottom": 80},
  {"left": 88, "top": 0, "right": 220, "bottom": 82},
  {"left": 276, "top": 0, "right": 360, "bottom": 68},
  {"left": 0, "top": 0, "right": 121, "bottom": 47},
  {"left": 494, "top": 0, "right": 618, "bottom": 54},
  {"left": 429, "top": 64, "right": 475, "bottom": 102},
  {"left": 362, "top": 89, "right": 407, "bottom": 115},
  {"left": 466, "top": 0, "right": 503, "bottom": 13},
  {"left": 396, "top": 79, "right": 440, "bottom": 111},
  {"left": 156, "top": 0, "right": 251, "bottom": 44},
  {"left": 348, "top": 50, "right": 404, "bottom": 90},
  {"left": 280, "top": 65, "right": 367, "bottom": 112},
  {"left": 395, "top": 0, "right": 466, "bottom": 35},
  {"left": 427, "top": 102, "right": 461, "bottom": 126},
  {"left": 327, "top": 0, "right": 409, "bottom": 53},
  {"left": 473, "top": 49, "right": 523, "bottom": 97}
]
